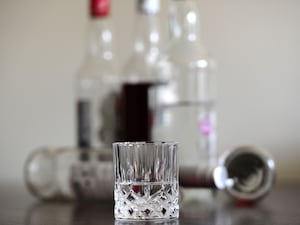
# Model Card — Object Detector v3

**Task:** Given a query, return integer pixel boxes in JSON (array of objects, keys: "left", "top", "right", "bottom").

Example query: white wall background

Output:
[{"left": 0, "top": 0, "right": 300, "bottom": 184}]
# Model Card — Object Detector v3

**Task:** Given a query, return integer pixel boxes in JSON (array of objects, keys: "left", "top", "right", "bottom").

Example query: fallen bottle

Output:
[{"left": 24, "top": 146, "right": 275, "bottom": 203}]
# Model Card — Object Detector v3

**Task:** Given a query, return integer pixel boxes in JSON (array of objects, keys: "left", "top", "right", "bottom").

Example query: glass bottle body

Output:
[
  {"left": 151, "top": 0, "right": 217, "bottom": 203},
  {"left": 77, "top": 59, "right": 120, "bottom": 149},
  {"left": 76, "top": 6, "right": 120, "bottom": 149},
  {"left": 24, "top": 146, "right": 275, "bottom": 202},
  {"left": 24, "top": 147, "right": 113, "bottom": 200},
  {"left": 152, "top": 63, "right": 216, "bottom": 167},
  {"left": 118, "top": 0, "right": 164, "bottom": 142}
]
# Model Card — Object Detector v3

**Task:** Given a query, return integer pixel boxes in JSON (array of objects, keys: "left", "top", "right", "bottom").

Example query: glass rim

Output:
[{"left": 112, "top": 141, "right": 178, "bottom": 147}]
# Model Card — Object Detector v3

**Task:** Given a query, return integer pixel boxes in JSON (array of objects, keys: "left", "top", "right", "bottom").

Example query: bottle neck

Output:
[
  {"left": 86, "top": 17, "right": 114, "bottom": 61},
  {"left": 169, "top": 0, "right": 201, "bottom": 42},
  {"left": 133, "top": 11, "right": 162, "bottom": 56}
]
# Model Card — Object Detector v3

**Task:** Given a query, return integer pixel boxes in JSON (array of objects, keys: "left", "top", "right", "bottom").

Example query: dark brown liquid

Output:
[{"left": 118, "top": 83, "right": 153, "bottom": 142}]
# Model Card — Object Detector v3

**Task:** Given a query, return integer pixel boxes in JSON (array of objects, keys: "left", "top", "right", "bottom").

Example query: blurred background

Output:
[{"left": 0, "top": 0, "right": 300, "bottom": 184}]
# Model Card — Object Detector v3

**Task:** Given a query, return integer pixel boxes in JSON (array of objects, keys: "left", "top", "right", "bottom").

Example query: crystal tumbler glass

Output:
[{"left": 113, "top": 142, "right": 179, "bottom": 220}]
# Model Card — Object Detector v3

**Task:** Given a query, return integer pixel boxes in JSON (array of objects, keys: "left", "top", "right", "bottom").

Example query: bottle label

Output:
[
  {"left": 90, "top": 0, "right": 110, "bottom": 17},
  {"left": 71, "top": 161, "right": 114, "bottom": 199},
  {"left": 77, "top": 100, "right": 91, "bottom": 148}
]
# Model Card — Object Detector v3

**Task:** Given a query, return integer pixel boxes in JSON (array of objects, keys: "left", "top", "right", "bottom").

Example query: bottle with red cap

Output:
[
  {"left": 23, "top": 0, "right": 119, "bottom": 201},
  {"left": 76, "top": 0, "right": 119, "bottom": 150}
]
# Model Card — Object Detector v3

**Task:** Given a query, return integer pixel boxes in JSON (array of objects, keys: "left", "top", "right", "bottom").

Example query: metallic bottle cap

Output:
[
  {"left": 220, "top": 146, "right": 275, "bottom": 202},
  {"left": 137, "top": 0, "right": 160, "bottom": 14}
]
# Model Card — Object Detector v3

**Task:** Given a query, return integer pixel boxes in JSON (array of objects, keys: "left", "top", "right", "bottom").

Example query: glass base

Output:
[{"left": 114, "top": 182, "right": 179, "bottom": 220}]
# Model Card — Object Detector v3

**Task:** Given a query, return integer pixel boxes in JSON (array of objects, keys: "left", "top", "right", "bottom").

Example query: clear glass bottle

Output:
[
  {"left": 118, "top": 0, "right": 164, "bottom": 142},
  {"left": 76, "top": 0, "right": 120, "bottom": 149},
  {"left": 24, "top": 145, "right": 275, "bottom": 202},
  {"left": 150, "top": 0, "right": 217, "bottom": 203},
  {"left": 24, "top": 147, "right": 114, "bottom": 200}
]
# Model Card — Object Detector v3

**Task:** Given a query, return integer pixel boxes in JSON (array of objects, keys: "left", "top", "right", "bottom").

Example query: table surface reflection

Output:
[{"left": 0, "top": 183, "right": 300, "bottom": 225}]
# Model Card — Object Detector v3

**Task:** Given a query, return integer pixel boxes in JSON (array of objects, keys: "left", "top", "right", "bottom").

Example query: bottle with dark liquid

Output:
[{"left": 118, "top": 0, "right": 164, "bottom": 142}]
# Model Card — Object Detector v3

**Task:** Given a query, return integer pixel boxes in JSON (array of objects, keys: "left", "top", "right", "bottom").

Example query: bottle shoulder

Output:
[
  {"left": 153, "top": 40, "right": 215, "bottom": 82},
  {"left": 164, "top": 40, "right": 209, "bottom": 65},
  {"left": 122, "top": 51, "right": 162, "bottom": 83},
  {"left": 77, "top": 59, "right": 119, "bottom": 79}
]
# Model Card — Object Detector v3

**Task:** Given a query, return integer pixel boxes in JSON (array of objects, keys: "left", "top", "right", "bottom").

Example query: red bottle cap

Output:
[{"left": 90, "top": 0, "right": 110, "bottom": 17}]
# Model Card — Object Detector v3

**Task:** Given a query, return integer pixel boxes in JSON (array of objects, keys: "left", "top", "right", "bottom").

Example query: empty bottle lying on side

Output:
[{"left": 24, "top": 145, "right": 275, "bottom": 204}]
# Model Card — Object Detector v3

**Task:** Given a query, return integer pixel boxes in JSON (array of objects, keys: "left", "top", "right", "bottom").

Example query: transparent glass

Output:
[
  {"left": 123, "top": 0, "right": 164, "bottom": 83},
  {"left": 113, "top": 142, "right": 179, "bottom": 220},
  {"left": 114, "top": 219, "right": 179, "bottom": 225},
  {"left": 117, "top": 0, "right": 166, "bottom": 142},
  {"left": 24, "top": 147, "right": 113, "bottom": 201},
  {"left": 76, "top": 16, "right": 120, "bottom": 148},
  {"left": 150, "top": 0, "right": 217, "bottom": 205},
  {"left": 151, "top": 0, "right": 216, "bottom": 168}
]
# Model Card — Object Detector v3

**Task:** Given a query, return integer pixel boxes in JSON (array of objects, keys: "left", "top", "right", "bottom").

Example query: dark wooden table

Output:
[{"left": 0, "top": 183, "right": 300, "bottom": 225}]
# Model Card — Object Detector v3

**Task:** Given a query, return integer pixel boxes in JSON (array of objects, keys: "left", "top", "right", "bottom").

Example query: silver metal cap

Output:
[
  {"left": 220, "top": 146, "right": 276, "bottom": 202},
  {"left": 137, "top": 0, "right": 160, "bottom": 14}
]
